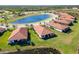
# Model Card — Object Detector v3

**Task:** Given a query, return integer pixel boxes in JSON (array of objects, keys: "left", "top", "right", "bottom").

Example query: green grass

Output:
[
  {"left": 0, "top": 18, "right": 5, "bottom": 22},
  {"left": 24, "top": 20, "right": 79, "bottom": 54},
  {"left": 0, "top": 20, "right": 79, "bottom": 53},
  {"left": 0, "top": 10, "right": 79, "bottom": 53}
]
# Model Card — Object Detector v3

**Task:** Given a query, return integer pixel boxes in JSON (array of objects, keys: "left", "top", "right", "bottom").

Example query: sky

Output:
[{"left": 0, "top": 0, "right": 79, "bottom": 5}]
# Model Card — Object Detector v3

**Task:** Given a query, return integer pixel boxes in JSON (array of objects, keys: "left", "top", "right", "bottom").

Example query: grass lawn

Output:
[
  {"left": 0, "top": 18, "right": 5, "bottom": 22},
  {"left": 0, "top": 19, "right": 79, "bottom": 53},
  {"left": 29, "top": 20, "right": 79, "bottom": 54},
  {"left": 0, "top": 10, "right": 79, "bottom": 53}
]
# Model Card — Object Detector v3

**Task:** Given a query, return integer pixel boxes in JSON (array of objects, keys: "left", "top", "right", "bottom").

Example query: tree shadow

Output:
[
  {"left": 8, "top": 47, "right": 61, "bottom": 54},
  {"left": 74, "top": 20, "right": 78, "bottom": 23},
  {"left": 0, "top": 30, "right": 6, "bottom": 36},
  {"left": 69, "top": 23, "right": 74, "bottom": 26},
  {"left": 31, "top": 42, "right": 35, "bottom": 46},
  {"left": 64, "top": 29, "right": 72, "bottom": 34}
]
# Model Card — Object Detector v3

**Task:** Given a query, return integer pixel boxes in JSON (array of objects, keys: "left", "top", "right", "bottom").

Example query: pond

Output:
[{"left": 12, "top": 14, "right": 50, "bottom": 24}]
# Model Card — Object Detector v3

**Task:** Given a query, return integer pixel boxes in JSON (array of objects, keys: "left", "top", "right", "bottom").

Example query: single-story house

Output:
[
  {"left": 59, "top": 16, "right": 75, "bottom": 22},
  {"left": 58, "top": 12, "right": 75, "bottom": 22},
  {"left": 53, "top": 19, "right": 72, "bottom": 25},
  {"left": 47, "top": 21, "right": 70, "bottom": 32},
  {"left": 33, "top": 25, "right": 55, "bottom": 39},
  {"left": 8, "top": 28, "right": 30, "bottom": 45},
  {"left": 0, "top": 27, "right": 6, "bottom": 33}
]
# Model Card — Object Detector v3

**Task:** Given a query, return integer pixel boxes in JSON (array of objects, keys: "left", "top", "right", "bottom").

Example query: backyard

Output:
[
  {"left": 0, "top": 8, "right": 79, "bottom": 54},
  {"left": 0, "top": 17, "right": 79, "bottom": 53}
]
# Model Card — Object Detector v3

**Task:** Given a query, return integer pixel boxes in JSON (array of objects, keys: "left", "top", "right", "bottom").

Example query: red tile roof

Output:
[
  {"left": 33, "top": 25, "right": 53, "bottom": 36},
  {"left": 59, "top": 16, "right": 74, "bottom": 21},
  {"left": 48, "top": 21, "right": 69, "bottom": 30},
  {"left": 9, "top": 28, "right": 28, "bottom": 40},
  {"left": 58, "top": 12, "right": 75, "bottom": 21},
  {"left": 53, "top": 19, "right": 71, "bottom": 25}
]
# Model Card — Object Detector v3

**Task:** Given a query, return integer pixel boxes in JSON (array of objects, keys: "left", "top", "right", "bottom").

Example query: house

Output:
[
  {"left": 33, "top": 25, "right": 55, "bottom": 39},
  {"left": 0, "top": 27, "right": 6, "bottom": 33},
  {"left": 8, "top": 28, "right": 30, "bottom": 45},
  {"left": 47, "top": 21, "right": 70, "bottom": 32},
  {"left": 53, "top": 19, "right": 72, "bottom": 25},
  {"left": 59, "top": 16, "right": 75, "bottom": 22},
  {"left": 58, "top": 12, "right": 75, "bottom": 22}
]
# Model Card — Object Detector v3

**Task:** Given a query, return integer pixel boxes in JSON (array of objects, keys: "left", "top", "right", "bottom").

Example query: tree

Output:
[{"left": 3, "top": 15, "right": 9, "bottom": 28}]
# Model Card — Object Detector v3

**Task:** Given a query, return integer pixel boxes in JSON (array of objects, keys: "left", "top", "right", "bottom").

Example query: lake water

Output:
[{"left": 12, "top": 14, "right": 49, "bottom": 24}]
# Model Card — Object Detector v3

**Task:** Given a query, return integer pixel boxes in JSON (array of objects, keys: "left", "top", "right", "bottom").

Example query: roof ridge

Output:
[
  {"left": 9, "top": 31, "right": 18, "bottom": 39},
  {"left": 9, "top": 28, "right": 23, "bottom": 39},
  {"left": 9, "top": 32, "right": 26, "bottom": 40},
  {"left": 9, "top": 29, "right": 27, "bottom": 40}
]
